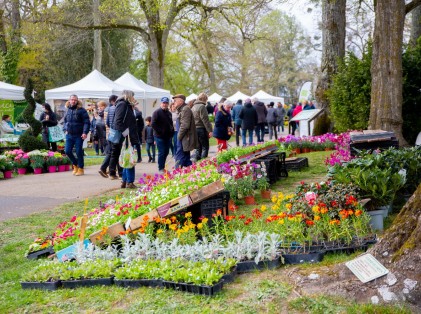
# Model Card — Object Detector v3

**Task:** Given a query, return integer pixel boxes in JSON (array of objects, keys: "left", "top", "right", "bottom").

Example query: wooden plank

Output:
[
  {"left": 129, "top": 209, "right": 159, "bottom": 230},
  {"left": 156, "top": 195, "right": 193, "bottom": 218},
  {"left": 189, "top": 181, "right": 225, "bottom": 204}
]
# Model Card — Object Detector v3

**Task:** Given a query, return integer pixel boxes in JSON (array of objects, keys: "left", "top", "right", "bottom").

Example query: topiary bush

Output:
[{"left": 18, "top": 79, "right": 47, "bottom": 152}]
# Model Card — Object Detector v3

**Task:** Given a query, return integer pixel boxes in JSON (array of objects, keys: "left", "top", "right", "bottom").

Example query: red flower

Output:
[{"left": 305, "top": 220, "right": 314, "bottom": 226}]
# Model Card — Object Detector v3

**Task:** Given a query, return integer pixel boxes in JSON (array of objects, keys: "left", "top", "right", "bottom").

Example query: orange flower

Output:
[
  {"left": 329, "top": 219, "right": 340, "bottom": 225},
  {"left": 143, "top": 215, "right": 150, "bottom": 222},
  {"left": 355, "top": 209, "right": 363, "bottom": 216},
  {"left": 170, "top": 216, "right": 177, "bottom": 222},
  {"left": 314, "top": 215, "right": 321, "bottom": 221},
  {"left": 347, "top": 209, "right": 354, "bottom": 216},
  {"left": 312, "top": 205, "right": 320, "bottom": 214},
  {"left": 216, "top": 209, "right": 222, "bottom": 216},
  {"left": 154, "top": 217, "right": 161, "bottom": 223},
  {"left": 320, "top": 207, "right": 328, "bottom": 214},
  {"left": 305, "top": 220, "right": 314, "bottom": 226}
]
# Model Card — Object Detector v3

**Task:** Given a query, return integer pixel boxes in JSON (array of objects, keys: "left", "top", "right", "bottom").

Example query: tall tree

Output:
[
  {"left": 369, "top": 0, "right": 421, "bottom": 145},
  {"left": 92, "top": 0, "right": 102, "bottom": 71}
]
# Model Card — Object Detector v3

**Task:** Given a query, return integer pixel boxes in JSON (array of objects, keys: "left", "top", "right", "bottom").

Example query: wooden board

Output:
[
  {"left": 129, "top": 209, "right": 159, "bottom": 231},
  {"left": 156, "top": 195, "right": 193, "bottom": 218},
  {"left": 189, "top": 181, "right": 225, "bottom": 204}
]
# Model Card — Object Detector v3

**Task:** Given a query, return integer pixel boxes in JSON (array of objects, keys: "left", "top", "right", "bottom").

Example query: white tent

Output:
[
  {"left": 45, "top": 70, "right": 132, "bottom": 101},
  {"left": 115, "top": 72, "right": 170, "bottom": 117},
  {"left": 208, "top": 92, "right": 222, "bottom": 104},
  {"left": 251, "top": 90, "right": 285, "bottom": 105},
  {"left": 227, "top": 91, "right": 250, "bottom": 102},
  {"left": 186, "top": 93, "right": 198, "bottom": 102},
  {"left": 0, "top": 81, "right": 24, "bottom": 100}
]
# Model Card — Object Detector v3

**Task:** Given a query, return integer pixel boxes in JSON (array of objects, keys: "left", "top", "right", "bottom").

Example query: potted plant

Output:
[
  {"left": 45, "top": 155, "right": 58, "bottom": 173},
  {"left": 29, "top": 155, "right": 45, "bottom": 174},
  {"left": 61, "top": 155, "right": 71, "bottom": 171},
  {"left": 21, "top": 261, "right": 64, "bottom": 290},
  {"left": 256, "top": 175, "right": 270, "bottom": 199},
  {"left": 1, "top": 160, "right": 15, "bottom": 179},
  {"left": 14, "top": 153, "right": 30, "bottom": 175}
]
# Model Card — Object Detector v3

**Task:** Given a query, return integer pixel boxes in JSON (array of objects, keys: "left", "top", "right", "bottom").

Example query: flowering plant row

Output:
[{"left": 1, "top": 149, "right": 72, "bottom": 171}]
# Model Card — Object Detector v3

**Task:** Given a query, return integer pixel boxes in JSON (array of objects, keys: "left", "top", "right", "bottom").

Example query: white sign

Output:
[{"left": 345, "top": 253, "right": 389, "bottom": 283}]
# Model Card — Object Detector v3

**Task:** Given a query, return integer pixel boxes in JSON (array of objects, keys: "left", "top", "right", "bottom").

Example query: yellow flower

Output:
[
  {"left": 169, "top": 224, "right": 177, "bottom": 231},
  {"left": 185, "top": 212, "right": 192, "bottom": 218},
  {"left": 165, "top": 218, "right": 171, "bottom": 225},
  {"left": 286, "top": 203, "right": 292, "bottom": 210},
  {"left": 202, "top": 218, "right": 209, "bottom": 224},
  {"left": 271, "top": 205, "right": 279, "bottom": 211},
  {"left": 312, "top": 205, "right": 320, "bottom": 214},
  {"left": 182, "top": 225, "right": 190, "bottom": 232},
  {"left": 314, "top": 215, "right": 321, "bottom": 221},
  {"left": 271, "top": 196, "right": 278, "bottom": 203},
  {"left": 278, "top": 219, "right": 285, "bottom": 225},
  {"left": 260, "top": 205, "right": 267, "bottom": 212},
  {"left": 156, "top": 229, "right": 163, "bottom": 234},
  {"left": 197, "top": 223, "right": 203, "bottom": 230}
]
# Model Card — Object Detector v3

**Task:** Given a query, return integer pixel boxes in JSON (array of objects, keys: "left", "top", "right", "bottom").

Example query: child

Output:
[{"left": 144, "top": 116, "right": 156, "bottom": 163}]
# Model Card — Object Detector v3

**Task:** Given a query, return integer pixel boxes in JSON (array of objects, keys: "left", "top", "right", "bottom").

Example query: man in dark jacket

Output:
[
  {"left": 63, "top": 94, "right": 90, "bottom": 176},
  {"left": 252, "top": 97, "right": 267, "bottom": 143},
  {"left": 98, "top": 95, "right": 121, "bottom": 178},
  {"left": 134, "top": 106, "right": 144, "bottom": 162},
  {"left": 231, "top": 99, "right": 243, "bottom": 146},
  {"left": 151, "top": 96, "right": 174, "bottom": 173},
  {"left": 108, "top": 90, "right": 140, "bottom": 180},
  {"left": 239, "top": 98, "right": 258, "bottom": 146}
]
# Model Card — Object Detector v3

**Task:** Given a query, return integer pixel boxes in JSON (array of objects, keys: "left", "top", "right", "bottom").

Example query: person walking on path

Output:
[
  {"left": 287, "top": 103, "right": 296, "bottom": 135},
  {"left": 63, "top": 95, "right": 90, "bottom": 176},
  {"left": 231, "top": 99, "right": 243, "bottom": 146},
  {"left": 134, "top": 106, "right": 144, "bottom": 162},
  {"left": 170, "top": 102, "right": 178, "bottom": 158},
  {"left": 213, "top": 100, "right": 233, "bottom": 152},
  {"left": 98, "top": 95, "right": 122, "bottom": 178},
  {"left": 151, "top": 97, "right": 174, "bottom": 173},
  {"left": 275, "top": 102, "right": 286, "bottom": 133},
  {"left": 108, "top": 90, "right": 139, "bottom": 180},
  {"left": 253, "top": 97, "right": 267, "bottom": 143},
  {"left": 144, "top": 116, "right": 156, "bottom": 163},
  {"left": 192, "top": 93, "right": 213, "bottom": 161},
  {"left": 239, "top": 98, "right": 258, "bottom": 146},
  {"left": 174, "top": 94, "right": 198, "bottom": 169},
  {"left": 266, "top": 102, "right": 278, "bottom": 140},
  {"left": 91, "top": 101, "right": 107, "bottom": 156},
  {"left": 40, "top": 103, "right": 58, "bottom": 152}
]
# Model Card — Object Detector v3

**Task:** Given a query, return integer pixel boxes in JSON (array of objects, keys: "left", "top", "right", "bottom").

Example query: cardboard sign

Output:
[
  {"left": 156, "top": 195, "right": 192, "bottom": 218},
  {"left": 56, "top": 239, "right": 90, "bottom": 262},
  {"left": 345, "top": 253, "right": 389, "bottom": 283}
]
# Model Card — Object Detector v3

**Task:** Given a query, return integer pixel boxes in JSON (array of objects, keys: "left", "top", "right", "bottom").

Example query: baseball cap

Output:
[
  {"left": 161, "top": 96, "right": 170, "bottom": 103},
  {"left": 172, "top": 94, "right": 186, "bottom": 101}
]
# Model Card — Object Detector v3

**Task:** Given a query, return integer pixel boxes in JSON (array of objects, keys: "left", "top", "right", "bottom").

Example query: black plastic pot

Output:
[
  {"left": 200, "top": 280, "right": 224, "bottom": 296},
  {"left": 236, "top": 258, "right": 281, "bottom": 273},
  {"left": 26, "top": 246, "right": 55, "bottom": 260},
  {"left": 114, "top": 279, "right": 163, "bottom": 288},
  {"left": 21, "top": 280, "right": 61, "bottom": 291},
  {"left": 61, "top": 277, "right": 113, "bottom": 289},
  {"left": 163, "top": 280, "right": 177, "bottom": 290},
  {"left": 282, "top": 252, "right": 324, "bottom": 265},
  {"left": 221, "top": 266, "right": 237, "bottom": 283}
]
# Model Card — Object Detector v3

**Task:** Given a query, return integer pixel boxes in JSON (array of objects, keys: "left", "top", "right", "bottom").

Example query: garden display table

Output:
[{"left": 349, "top": 130, "right": 398, "bottom": 156}]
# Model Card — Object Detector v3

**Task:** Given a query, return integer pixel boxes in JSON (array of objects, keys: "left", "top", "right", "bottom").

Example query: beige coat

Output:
[{"left": 177, "top": 103, "right": 198, "bottom": 152}]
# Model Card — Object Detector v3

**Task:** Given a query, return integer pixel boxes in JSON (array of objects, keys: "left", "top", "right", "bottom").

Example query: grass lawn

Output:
[{"left": 0, "top": 151, "right": 411, "bottom": 313}]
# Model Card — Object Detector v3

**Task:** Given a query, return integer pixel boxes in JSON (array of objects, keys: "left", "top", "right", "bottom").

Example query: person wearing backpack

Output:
[{"left": 266, "top": 102, "right": 278, "bottom": 140}]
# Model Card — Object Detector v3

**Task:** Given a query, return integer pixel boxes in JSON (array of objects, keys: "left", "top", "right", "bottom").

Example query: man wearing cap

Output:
[
  {"left": 173, "top": 94, "right": 198, "bottom": 168},
  {"left": 151, "top": 97, "right": 174, "bottom": 173}
]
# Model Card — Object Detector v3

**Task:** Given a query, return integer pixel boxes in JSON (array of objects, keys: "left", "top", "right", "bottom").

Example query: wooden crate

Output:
[
  {"left": 156, "top": 195, "right": 193, "bottom": 218},
  {"left": 189, "top": 181, "right": 225, "bottom": 204},
  {"left": 128, "top": 209, "right": 159, "bottom": 231}
]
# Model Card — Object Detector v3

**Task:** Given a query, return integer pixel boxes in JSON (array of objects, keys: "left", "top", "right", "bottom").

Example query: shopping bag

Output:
[
  {"left": 119, "top": 138, "right": 137, "bottom": 168},
  {"left": 108, "top": 128, "right": 122, "bottom": 144},
  {"left": 48, "top": 126, "right": 65, "bottom": 142}
]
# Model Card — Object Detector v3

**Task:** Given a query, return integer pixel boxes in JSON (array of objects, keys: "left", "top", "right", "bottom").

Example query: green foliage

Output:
[
  {"left": 328, "top": 45, "right": 372, "bottom": 132},
  {"left": 18, "top": 79, "right": 47, "bottom": 152},
  {"left": 0, "top": 41, "right": 21, "bottom": 83},
  {"left": 402, "top": 39, "right": 421, "bottom": 145}
]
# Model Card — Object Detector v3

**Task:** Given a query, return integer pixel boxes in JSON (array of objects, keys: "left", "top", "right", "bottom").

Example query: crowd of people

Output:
[{"left": 10, "top": 91, "right": 315, "bottom": 188}]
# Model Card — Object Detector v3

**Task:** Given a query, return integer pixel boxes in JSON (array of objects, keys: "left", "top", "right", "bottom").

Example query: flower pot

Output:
[
  {"left": 64, "top": 164, "right": 70, "bottom": 171},
  {"left": 58, "top": 165, "right": 66, "bottom": 172},
  {"left": 3, "top": 170, "right": 13, "bottom": 179},
  {"left": 293, "top": 148, "right": 301, "bottom": 154},
  {"left": 114, "top": 279, "right": 163, "bottom": 288},
  {"left": 282, "top": 252, "right": 325, "bottom": 265},
  {"left": 302, "top": 148, "right": 310, "bottom": 153},
  {"left": 200, "top": 280, "right": 224, "bottom": 296},
  {"left": 21, "top": 280, "right": 61, "bottom": 291},
  {"left": 26, "top": 246, "right": 55, "bottom": 260},
  {"left": 367, "top": 209, "right": 386, "bottom": 231},
  {"left": 33, "top": 168, "right": 43, "bottom": 175},
  {"left": 244, "top": 195, "right": 255, "bottom": 205},
  {"left": 260, "top": 190, "right": 271, "bottom": 199},
  {"left": 221, "top": 266, "right": 237, "bottom": 284},
  {"left": 17, "top": 168, "right": 27, "bottom": 175},
  {"left": 61, "top": 277, "right": 113, "bottom": 289},
  {"left": 48, "top": 165, "right": 56, "bottom": 173},
  {"left": 236, "top": 258, "right": 281, "bottom": 273}
]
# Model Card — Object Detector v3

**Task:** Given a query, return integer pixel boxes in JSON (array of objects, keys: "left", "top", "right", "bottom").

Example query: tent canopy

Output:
[
  {"left": 115, "top": 72, "right": 170, "bottom": 99},
  {"left": 208, "top": 92, "right": 222, "bottom": 103},
  {"left": 251, "top": 90, "right": 284, "bottom": 104},
  {"left": 186, "top": 93, "right": 198, "bottom": 102},
  {"left": 227, "top": 91, "right": 250, "bottom": 102},
  {"left": 45, "top": 70, "right": 130, "bottom": 100},
  {"left": 0, "top": 81, "right": 24, "bottom": 100}
]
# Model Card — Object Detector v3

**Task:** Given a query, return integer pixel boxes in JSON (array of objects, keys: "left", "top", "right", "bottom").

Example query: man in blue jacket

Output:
[
  {"left": 63, "top": 94, "right": 90, "bottom": 176},
  {"left": 231, "top": 99, "right": 243, "bottom": 146}
]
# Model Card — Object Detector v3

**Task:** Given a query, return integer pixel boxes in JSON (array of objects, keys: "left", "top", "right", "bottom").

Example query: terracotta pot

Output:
[
  {"left": 3, "top": 170, "right": 13, "bottom": 179},
  {"left": 260, "top": 190, "right": 271, "bottom": 199},
  {"left": 302, "top": 148, "right": 310, "bottom": 153},
  {"left": 48, "top": 165, "right": 56, "bottom": 173},
  {"left": 58, "top": 165, "right": 66, "bottom": 172},
  {"left": 33, "top": 168, "right": 43, "bottom": 175},
  {"left": 17, "top": 168, "right": 27, "bottom": 175},
  {"left": 244, "top": 195, "right": 256, "bottom": 205},
  {"left": 293, "top": 148, "right": 301, "bottom": 154}
]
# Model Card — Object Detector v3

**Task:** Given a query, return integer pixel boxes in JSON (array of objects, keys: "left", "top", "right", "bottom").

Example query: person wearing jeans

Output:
[
  {"left": 191, "top": 93, "right": 213, "bottom": 161},
  {"left": 239, "top": 98, "right": 257, "bottom": 146},
  {"left": 231, "top": 99, "right": 243, "bottom": 147},
  {"left": 151, "top": 97, "right": 174, "bottom": 173},
  {"left": 252, "top": 97, "right": 267, "bottom": 143},
  {"left": 63, "top": 95, "right": 90, "bottom": 176}
]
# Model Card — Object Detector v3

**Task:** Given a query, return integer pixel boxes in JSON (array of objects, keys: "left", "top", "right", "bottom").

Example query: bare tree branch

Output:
[{"left": 406, "top": 0, "right": 421, "bottom": 14}]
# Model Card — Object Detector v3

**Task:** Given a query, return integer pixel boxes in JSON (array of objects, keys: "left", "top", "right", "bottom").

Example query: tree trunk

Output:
[
  {"left": 203, "top": 34, "right": 216, "bottom": 92},
  {"left": 369, "top": 0, "right": 407, "bottom": 145},
  {"left": 0, "top": 8, "right": 7, "bottom": 55},
  {"left": 410, "top": 5, "right": 421, "bottom": 46},
  {"left": 315, "top": 0, "right": 346, "bottom": 110},
  {"left": 239, "top": 41, "right": 249, "bottom": 93},
  {"left": 147, "top": 35, "right": 165, "bottom": 88},
  {"left": 92, "top": 0, "right": 102, "bottom": 71},
  {"left": 10, "top": 0, "right": 21, "bottom": 43}
]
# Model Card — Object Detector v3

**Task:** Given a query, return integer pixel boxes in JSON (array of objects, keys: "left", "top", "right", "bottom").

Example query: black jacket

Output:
[
  {"left": 151, "top": 107, "right": 174, "bottom": 139},
  {"left": 113, "top": 98, "right": 139, "bottom": 145},
  {"left": 63, "top": 100, "right": 90, "bottom": 136},
  {"left": 213, "top": 107, "right": 232, "bottom": 141},
  {"left": 40, "top": 111, "right": 58, "bottom": 134},
  {"left": 239, "top": 102, "right": 258, "bottom": 130}
]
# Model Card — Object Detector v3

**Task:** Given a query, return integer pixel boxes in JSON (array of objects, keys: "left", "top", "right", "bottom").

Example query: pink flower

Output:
[{"left": 305, "top": 192, "right": 317, "bottom": 203}]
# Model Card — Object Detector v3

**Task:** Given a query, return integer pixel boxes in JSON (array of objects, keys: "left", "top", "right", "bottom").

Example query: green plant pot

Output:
[{"left": 367, "top": 209, "right": 387, "bottom": 231}]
